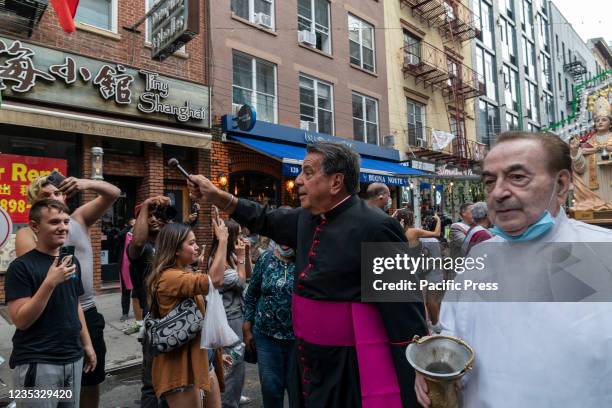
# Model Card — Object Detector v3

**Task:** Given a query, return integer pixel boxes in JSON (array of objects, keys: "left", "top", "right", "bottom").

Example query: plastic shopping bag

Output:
[{"left": 201, "top": 276, "right": 239, "bottom": 349}]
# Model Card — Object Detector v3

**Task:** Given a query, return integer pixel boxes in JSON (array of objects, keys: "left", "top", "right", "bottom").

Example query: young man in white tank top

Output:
[{"left": 15, "top": 174, "right": 120, "bottom": 408}]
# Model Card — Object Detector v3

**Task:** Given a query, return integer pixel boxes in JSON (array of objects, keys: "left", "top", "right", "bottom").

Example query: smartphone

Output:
[
  {"left": 47, "top": 170, "right": 66, "bottom": 188},
  {"left": 213, "top": 205, "right": 220, "bottom": 222},
  {"left": 59, "top": 246, "right": 77, "bottom": 279}
]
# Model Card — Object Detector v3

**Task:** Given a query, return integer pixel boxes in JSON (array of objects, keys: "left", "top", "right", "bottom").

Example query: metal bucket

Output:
[{"left": 406, "top": 335, "right": 475, "bottom": 408}]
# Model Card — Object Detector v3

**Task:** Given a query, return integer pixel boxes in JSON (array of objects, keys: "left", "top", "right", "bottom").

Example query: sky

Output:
[{"left": 551, "top": 0, "right": 611, "bottom": 43}]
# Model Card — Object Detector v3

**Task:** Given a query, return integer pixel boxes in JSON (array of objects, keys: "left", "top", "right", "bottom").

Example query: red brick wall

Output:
[{"left": 17, "top": 0, "right": 208, "bottom": 84}]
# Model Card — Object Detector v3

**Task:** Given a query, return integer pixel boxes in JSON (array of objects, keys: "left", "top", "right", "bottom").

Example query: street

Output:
[{"left": 100, "top": 363, "right": 264, "bottom": 408}]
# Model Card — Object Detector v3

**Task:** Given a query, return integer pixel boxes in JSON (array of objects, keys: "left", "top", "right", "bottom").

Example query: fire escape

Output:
[
  {"left": 564, "top": 59, "right": 587, "bottom": 81},
  {"left": 0, "top": 0, "right": 48, "bottom": 37},
  {"left": 400, "top": 0, "right": 483, "bottom": 169}
]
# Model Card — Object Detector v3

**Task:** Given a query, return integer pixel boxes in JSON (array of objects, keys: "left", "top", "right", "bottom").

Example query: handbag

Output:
[{"left": 144, "top": 286, "right": 204, "bottom": 356}]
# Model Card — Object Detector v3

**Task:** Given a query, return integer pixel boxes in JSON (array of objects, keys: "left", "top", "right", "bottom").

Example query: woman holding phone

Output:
[{"left": 146, "top": 222, "right": 228, "bottom": 407}]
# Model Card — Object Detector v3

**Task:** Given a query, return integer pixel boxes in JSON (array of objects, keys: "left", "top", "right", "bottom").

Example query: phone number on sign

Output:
[
  {"left": 0, "top": 199, "right": 29, "bottom": 214},
  {"left": 9, "top": 389, "right": 74, "bottom": 400}
]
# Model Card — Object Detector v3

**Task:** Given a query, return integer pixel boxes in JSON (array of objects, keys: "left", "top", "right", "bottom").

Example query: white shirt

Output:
[{"left": 439, "top": 210, "right": 612, "bottom": 408}]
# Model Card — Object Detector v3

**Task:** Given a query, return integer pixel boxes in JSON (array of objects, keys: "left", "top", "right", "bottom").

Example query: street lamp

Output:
[{"left": 91, "top": 147, "right": 104, "bottom": 180}]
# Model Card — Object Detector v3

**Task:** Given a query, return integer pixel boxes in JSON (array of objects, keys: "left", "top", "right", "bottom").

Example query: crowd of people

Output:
[{"left": 3, "top": 131, "right": 612, "bottom": 408}]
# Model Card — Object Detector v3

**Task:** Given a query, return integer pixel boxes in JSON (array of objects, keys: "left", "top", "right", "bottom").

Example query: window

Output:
[
  {"left": 520, "top": 0, "right": 533, "bottom": 35},
  {"left": 232, "top": 51, "right": 277, "bottom": 123},
  {"left": 352, "top": 92, "right": 378, "bottom": 145},
  {"left": 145, "top": 0, "right": 186, "bottom": 52},
  {"left": 523, "top": 37, "right": 535, "bottom": 79},
  {"left": 525, "top": 80, "right": 539, "bottom": 122},
  {"left": 403, "top": 31, "right": 421, "bottom": 64},
  {"left": 348, "top": 15, "right": 375, "bottom": 72},
  {"left": 499, "top": 0, "right": 514, "bottom": 19},
  {"left": 538, "top": 18, "right": 549, "bottom": 53},
  {"left": 565, "top": 78, "right": 570, "bottom": 101},
  {"left": 499, "top": 17, "right": 517, "bottom": 65},
  {"left": 75, "top": 0, "right": 116, "bottom": 32},
  {"left": 503, "top": 65, "right": 518, "bottom": 111},
  {"left": 477, "top": 100, "right": 499, "bottom": 145},
  {"left": 562, "top": 42, "right": 566, "bottom": 64},
  {"left": 506, "top": 112, "right": 519, "bottom": 131},
  {"left": 543, "top": 92, "right": 554, "bottom": 123},
  {"left": 475, "top": 0, "right": 494, "bottom": 49},
  {"left": 298, "top": 0, "right": 331, "bottom": 53},
  {"left": 299, "top": 75, "right": 334, "bottom": 134},
  {"left": 476, "top": 46, "right": 497, "bottom": 101},
  {"left": 407, "top": 99, "right": 426, "bottom": 146},
  {"left": 232, "top": 0, "right": 274, "bottom": 29},
  {"left": 541, "top": 54, "right": 552, "bottom": 92},
  {"left": 558, "top": 72, "right": 562, "bottom": 91}
]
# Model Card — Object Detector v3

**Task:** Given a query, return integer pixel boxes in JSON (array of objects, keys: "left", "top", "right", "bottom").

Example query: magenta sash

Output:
[{"left": 292, "top": 294, "right": 403, "bottom": 408}]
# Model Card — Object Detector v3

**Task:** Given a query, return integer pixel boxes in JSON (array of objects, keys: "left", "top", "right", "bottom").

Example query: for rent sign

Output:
[{"left": 0, "top": 154, "right": 67, "bottom": 224}]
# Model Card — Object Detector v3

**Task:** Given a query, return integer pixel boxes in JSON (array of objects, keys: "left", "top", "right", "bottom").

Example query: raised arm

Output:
[
  {"left": 61, "top": 178, "right": 121, "bottom": 229},
  {"left": 128, "top": 196, "right": 170, "bottom": 260},
  {"left": 415, "top": 215, "right": 441, "bottom": 239}
]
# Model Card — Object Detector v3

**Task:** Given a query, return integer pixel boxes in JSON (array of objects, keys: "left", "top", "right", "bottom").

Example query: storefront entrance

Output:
[
  {"left": 100, "top": 176, "right": 138, "bottom": 283},
  {"left": 230, "top": 172, "right": 280, "bottom": 208}
]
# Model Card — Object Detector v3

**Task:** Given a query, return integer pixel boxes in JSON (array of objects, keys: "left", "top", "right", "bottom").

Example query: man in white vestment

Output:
[{"left": 415, "top": 131, "right": 612, "bottom": 408}]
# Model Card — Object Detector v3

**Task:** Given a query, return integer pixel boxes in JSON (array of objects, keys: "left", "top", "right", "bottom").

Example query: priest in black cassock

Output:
[{"left": 188, "top": 142, "right": 428, "bottom": 408}]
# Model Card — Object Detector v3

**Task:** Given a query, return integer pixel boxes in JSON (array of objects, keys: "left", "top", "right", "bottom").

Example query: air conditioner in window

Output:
[
  {"left": 253, "top": 12, "right": 272, "bottom": 28},
  {"left": 298, "top": 30, "right": 317, "bottom": 47},
  {"left": 416, "top": 138, "right": 426, "bottom": 148},
  {"left": 300, "top": 121, "right": 317, "bottom": 132},
  {"left": 404, "top": 53, "right": 420, "bottom": 66}
]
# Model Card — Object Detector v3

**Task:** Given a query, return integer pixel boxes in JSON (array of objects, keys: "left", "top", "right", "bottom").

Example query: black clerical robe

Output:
[{"left": 232, "top": 195, "right": 428, "bottom": 408}]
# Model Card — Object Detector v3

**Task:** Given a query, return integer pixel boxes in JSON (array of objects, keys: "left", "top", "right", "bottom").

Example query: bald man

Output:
[{"left": 366, "top": 183, "right": 392, "bottom": 212}]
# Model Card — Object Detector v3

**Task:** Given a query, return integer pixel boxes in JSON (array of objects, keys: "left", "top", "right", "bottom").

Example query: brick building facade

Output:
[{"left": 0, "top": 1, "right": 212, "bottom": 303}]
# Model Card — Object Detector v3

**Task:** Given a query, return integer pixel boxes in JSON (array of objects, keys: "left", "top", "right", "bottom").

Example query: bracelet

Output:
[{"left": 221, "top": 194, "right": 236, "bottom": 211}]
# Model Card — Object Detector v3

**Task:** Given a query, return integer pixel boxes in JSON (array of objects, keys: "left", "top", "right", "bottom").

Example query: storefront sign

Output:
[
  {"left": 0, "top": 154, "right": 67, "bottom": 224},
  {"left": 222, "top": 115, "right": 399, "bottom": 161},
  {"left": 283, "top": 162, "right": 408, "bottom": 186},
  {"left": 304, "top": 132, "right": 355, "bottom": 149},
  {"left": 235, "top": 104, "right": 256, "bottom": 131},
  {"left": 360, "top": 173, "right": 408, "bottom": 186},
  {"left": 436, "top": 164, "right": 475, "bottom": 177},
  {"left": 408, "top": 160, "right": 435, "bottom": 173},
  {"left": 150, "top": 0, "right": 200, "bottom": 61},
  {"left": 0, "top": 37, "right": 210, "bottom": 128}
]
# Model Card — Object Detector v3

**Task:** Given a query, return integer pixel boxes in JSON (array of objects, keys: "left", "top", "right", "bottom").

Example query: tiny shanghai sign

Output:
[
  {"left": 0, "top": 36, "right": 209, "bottom": 128},
  {"left": 150, "top": 0, "right": 199, "bottom": 61}
]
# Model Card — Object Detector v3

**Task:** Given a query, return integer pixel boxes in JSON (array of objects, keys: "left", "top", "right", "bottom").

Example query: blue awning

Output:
[{"left": 230, "top": 136, "right": 426, "bottom": 186}]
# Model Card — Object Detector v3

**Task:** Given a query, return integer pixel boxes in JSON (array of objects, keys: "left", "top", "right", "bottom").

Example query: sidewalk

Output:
[{"left": 0, "top": 291, "right": 143, "bottom": 400}]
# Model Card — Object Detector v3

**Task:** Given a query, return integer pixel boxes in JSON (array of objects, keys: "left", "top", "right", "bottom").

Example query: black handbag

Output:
[{"left": 144, "top": 288, "right": 204, "bottom": 355}]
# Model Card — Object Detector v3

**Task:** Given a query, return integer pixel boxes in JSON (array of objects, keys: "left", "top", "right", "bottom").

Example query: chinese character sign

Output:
[{"left": 0, "top": 154, "right": 67, "bottom": 224}]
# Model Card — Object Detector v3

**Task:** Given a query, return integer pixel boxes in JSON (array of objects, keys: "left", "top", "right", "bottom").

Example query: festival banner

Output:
[{"left": 0, "top": 154, "right": 67, "bottom": 224}]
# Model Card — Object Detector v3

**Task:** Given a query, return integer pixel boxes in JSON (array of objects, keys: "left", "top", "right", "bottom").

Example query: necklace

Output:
[{"left": 276, "top": 260, "right": 289, "bottom": 290}]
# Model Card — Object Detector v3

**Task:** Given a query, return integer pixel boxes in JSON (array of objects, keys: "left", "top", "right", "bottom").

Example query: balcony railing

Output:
[
  {"left": 402, "top": 41, "right": 450, "bottom": 87},
  {"left": 399, "top": 0, "right": 480, "bottom": 43},
  {"left": 407, "top": 127, "right": 488, "bottom": 164},
  {"left": 563, "top": 60, "right": 587, "bottom": 81},
  {"left": 402, "top": 40, "right": 484, "bottom": 100},
  {"left": 0, "top": 0, "right": 48, "bottom": 37},
  {"left": 443, "top": 64, "right": 484, "bottom": 100}
]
